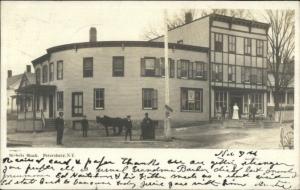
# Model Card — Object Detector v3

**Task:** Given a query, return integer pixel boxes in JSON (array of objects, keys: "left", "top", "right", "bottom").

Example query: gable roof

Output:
[
  {"left": 18, "top": 72, "right": 36, "bottom": 89},
  {"left": 7, "top": 73, "right": 23, "bottom": 89}
]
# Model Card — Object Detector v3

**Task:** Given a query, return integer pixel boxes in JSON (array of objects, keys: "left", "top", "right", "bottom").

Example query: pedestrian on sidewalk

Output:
[
  {"left": 55, "top": 112, "right": 64, "bottom": 145},
  {"left": 221, "top": 105, "right": 227, "bottom": 120},
  {"left": 125, "top": 115, "right": 133, "bottom": 141},
  {"left": 140, "top": 113, "right": 154, "bottom": 140},
  {"left": 81, "top": 115, "right": 89, "bottom": 137},
  {"left": 250, "top": 103, "right": 257, "bottom": 122}
]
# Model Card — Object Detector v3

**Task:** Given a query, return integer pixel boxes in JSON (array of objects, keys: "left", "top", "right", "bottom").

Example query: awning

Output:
[{"left": 16, "top": 84, "right": 56, "bottom": 95}]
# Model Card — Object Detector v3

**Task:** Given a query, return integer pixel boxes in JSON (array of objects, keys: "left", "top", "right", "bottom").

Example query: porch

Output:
[{"left": 15, "top": 84, "right": 57, "bottom": 132}]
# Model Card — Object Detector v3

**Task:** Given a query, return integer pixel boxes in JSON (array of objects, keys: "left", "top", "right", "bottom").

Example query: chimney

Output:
[
  {"left": 185, "top": 12, "right": 193, "bottom": 24},
  {"left": 89, "top": 27, "right": 97, "bottom": 42},
  {"left": 26, "top": 65, "right": 31, "bottom": 73},
  {"left": 8, "top": 70, "right": 12, "bottom": 78}
]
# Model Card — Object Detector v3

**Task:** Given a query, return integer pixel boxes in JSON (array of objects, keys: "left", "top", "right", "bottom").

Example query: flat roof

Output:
[
  {"left": 32, "top": 41, "right": 209, "bottom": 66},
  {"left": 150, "top": 13, "right": 269, "bottom": 41}
]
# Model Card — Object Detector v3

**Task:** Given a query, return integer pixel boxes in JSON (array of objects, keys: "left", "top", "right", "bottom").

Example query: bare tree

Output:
[{"left": 265, "top": 10, "right": 295, "bottom": 110}]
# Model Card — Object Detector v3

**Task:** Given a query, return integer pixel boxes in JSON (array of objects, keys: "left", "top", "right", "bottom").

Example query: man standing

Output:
[
  {"left": 125, "top": 115, "right": 133, "bottom": 141},
  {"left": 251, "top": 103, "right": 257, "bottom": 122},
  {"left": 56, "top": 112, "right": 64, "bottom": 145},
  {"left": 140, "top": 113, "right": 154, "bottom": 140},
  {"left": 81, "top": 115, "right": 89, "bottom": 137},
  {"left": 221, "top": 105, "right": 227, "bottom": 120}
]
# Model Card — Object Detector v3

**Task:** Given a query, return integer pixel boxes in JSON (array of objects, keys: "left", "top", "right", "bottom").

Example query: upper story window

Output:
[
  {"left": 195, "top": 61, "right": 206, "bottom": 79},
  {"left": 177, "top": 60, "right": 190, "bottom": 78},
  {"left": 141, "top": 57, "right": 157, "bottom": 77},
  {"left": 36, "top": 68, "right": 41, "bottom": 85},
  {"left": 244, "top": 38, "right": 252, "bottom": 55},
  {"left": 142, "top": 88, "right": 158, "bottom": 110},
  {"left": 228, "top": 36, "right": 236, "bottom": 53},
  {"left": 181, "top": 88, "right": 203, "bottom": 112},
  {"left": 212, "top": 64, "right": 222, "bottom": 82},
  {"left": 256, "top": 40, "right": 264, "bottom": 57},
  {"left": 57, "top": 91, "right": 63, "bottom": 110},
  {"left": 287, "top": 92, "right": 294, "bottom": 105},
  {"left": 57, "top": 61, "right": 63, "bottom": 80},
  {"left": 94, "top": 88, "right": 105, "bottom": 109},
  {"left": 241, "top": 67, "right": 251, "bottom": 83},
  {"left": 160, "top": 58, "right": 175, "bottom": 78},
  {"left": 42, "top": 65, "right": 48, "bottom": 83},
  {"left": 228, "top": 65, "right": 235, "bottom": 82},
  {"left": 83, "top": 57, "right": 93, "bottom": 78},
  {"left": 49, "top": 63, "right": 54, "bottom": 81},
  {"left": 250, "top": 68, "right": 258, "bottom": 84},
  {"left": 215, "top": 33, "right": 223, "bottom": 52},
  {"left": 112, "top": 56, "right": 124, "bottom": 77},
  {"left": 256, "top": 68, "right": 263, "bottom": 84}
]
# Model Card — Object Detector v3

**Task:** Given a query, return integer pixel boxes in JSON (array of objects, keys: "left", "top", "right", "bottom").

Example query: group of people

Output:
[
  {"left": 217, "top": 103, "right": 258, "bottom": 121},
  {"left": 55, "top": 112, "right": 154, "bottom": 145}
]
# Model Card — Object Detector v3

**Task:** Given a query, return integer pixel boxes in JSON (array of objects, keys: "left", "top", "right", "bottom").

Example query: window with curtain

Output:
[
  {"left": 228, "top": 36, "right": 236, "bottom": 53},
  {"left": 142, "top": 88, "right": 158, "bottom": 109},
  {"left": 57, "top": 61, "right": 63, "bottom": 80},
  {"left": 112, "top": 56, "right": 124, "bottom": 77},
  {"left": 215, "top": 33, "right": 223, "bottom": 52},
  {"left": 83, "top": 57, "right": 93, "bottom": 78},
  {"left": 94, "top": 88, "right": 105, "bottom": 109},
  {"left": 42, "top": 65, "right": 48, "bottom": 83},
  {"left": 181, "top": 88, "right": 203, "bottom": 112}
]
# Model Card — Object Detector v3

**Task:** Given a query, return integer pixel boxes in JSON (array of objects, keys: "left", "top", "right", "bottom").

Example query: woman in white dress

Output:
[{"left": 232, "top": 103, "right": 239, "bottom": 120}]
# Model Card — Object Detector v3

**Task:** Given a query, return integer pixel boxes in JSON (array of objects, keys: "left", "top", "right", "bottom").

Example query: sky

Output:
[{"left": 1, "top": 1, "right": 297, "bottom": 75}]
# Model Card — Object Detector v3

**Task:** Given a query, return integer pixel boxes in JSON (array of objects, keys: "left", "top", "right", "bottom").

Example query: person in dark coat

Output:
[
  {"left": 125, "top": 115, "right": 133, "bottom": 141},
  {"left": 221, "top": 105, "right": 227, "bottom": 120},
  {"left": 81, "top": 115, "right": 89, "bottom": 137},
  {"left": 56, "top": 112, "right": 64, "bottom": 145},
  {"left": 140, "top": 113, "right": 154, "bottom": 140},
  {"left": 251, "top": 103, "right": 257, "bottom": 122}
]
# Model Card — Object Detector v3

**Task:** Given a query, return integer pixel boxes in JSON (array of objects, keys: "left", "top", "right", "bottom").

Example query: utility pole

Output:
[{"left": 164, "top": 10, "right": 171, "bottom": 139}]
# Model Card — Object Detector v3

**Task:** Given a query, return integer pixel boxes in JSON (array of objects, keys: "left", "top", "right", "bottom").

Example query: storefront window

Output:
[{"left": 215, "top": 91, "right": 227, "bottom": 113}]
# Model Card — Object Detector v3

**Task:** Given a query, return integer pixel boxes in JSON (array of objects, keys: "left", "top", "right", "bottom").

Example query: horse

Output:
[{"left": 96, "top": 115, "right": 126, "bottom": 136}]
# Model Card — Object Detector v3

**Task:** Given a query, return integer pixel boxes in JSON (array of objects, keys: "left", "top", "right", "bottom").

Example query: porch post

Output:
[
  {"left": 33, "top": 88, "right": 36, "bottom": 133},
  {"left": 24, "top": 96, "right": 27, "bottom": 120},
  {"left": 16, "top": 95, "right": 19, "bottom": 120},
  {"left": 11, "top": 97, "right": 13, "bottom": 113}
]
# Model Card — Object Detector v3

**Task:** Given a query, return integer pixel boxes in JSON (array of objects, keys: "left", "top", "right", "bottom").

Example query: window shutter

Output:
[
  {"left": 170, "top": 59, "right": 174, "bottom": 78},
  {"left": 155, "top": 58, "right": 160, "bottom": 76},
  {"left": 204, "top": 62, "right": 208, "bottom": 80},
  {"left": 177, "top": 60, "right": 181, "bottom": 78},
  {"left": 152, "top": 89, "right": 158, "bottom": 109},
  {"left": 160, "top": 58, "right": 165, "bottom": 76},
  {"left": 141, "top": 58, "right": 145, "bottom": 76},
  {"left": 188, "top": 62, "right": 193, "bottom": 79}
]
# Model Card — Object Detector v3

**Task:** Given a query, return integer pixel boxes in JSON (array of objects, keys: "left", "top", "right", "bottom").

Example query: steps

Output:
[
  {"left": 222, "top": 120, "right": 244, "bottom": 128},
  {"left": 44, "top": 119, "right": 56, "bottom": 131},
  {"left": 243, "top": 121, "right": 258, "bottom": 128}
]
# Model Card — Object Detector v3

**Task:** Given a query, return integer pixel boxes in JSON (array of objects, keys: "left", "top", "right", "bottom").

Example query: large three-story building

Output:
[{"left": 152, "top": 14, "right": 269, "bottom": 119}]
